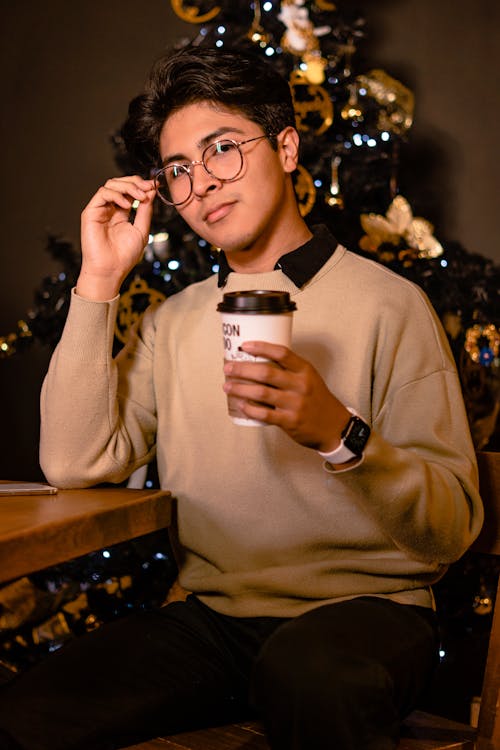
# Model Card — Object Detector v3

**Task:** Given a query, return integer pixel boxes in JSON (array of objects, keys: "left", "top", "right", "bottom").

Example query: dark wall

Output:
[
  {"left": 363, "top": 0, "right": 499, "bottom": 265},
  {"left": 1, "top": 0, "right": 498, "bottom": 480}
]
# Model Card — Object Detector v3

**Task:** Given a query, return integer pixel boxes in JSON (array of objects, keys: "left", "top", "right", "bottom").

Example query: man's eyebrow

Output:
[{"left": 161, "top": 126, "right": 247, "bottom": 166}]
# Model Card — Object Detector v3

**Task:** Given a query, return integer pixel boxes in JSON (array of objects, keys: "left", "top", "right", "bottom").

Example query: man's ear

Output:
[{"left": 277, "top": 127, "right": 300, "bottom": 173}]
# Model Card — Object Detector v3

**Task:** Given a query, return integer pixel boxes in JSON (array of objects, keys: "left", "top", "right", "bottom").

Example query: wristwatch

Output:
[{"left": 318, "top": 408, "right": 371, "bottom": 465}]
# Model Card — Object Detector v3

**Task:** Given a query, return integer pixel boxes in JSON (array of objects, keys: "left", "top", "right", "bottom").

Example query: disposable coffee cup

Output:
[{"left": 217, "top": 290, "right": 297, "bottom": 426}]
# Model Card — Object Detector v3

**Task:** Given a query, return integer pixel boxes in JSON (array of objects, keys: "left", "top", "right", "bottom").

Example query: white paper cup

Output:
[{"left": 217, "top": 291, "right": 297, "bottom": 426}]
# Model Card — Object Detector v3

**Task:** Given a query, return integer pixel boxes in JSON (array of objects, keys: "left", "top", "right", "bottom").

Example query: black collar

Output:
[{"left": 216, "top": 225, "right": 338, "bottom": 288}]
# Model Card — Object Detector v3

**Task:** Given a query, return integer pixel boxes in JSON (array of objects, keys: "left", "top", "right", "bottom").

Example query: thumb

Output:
[{"left": 132, "top": 191, "right": 155, "bottom": 244}]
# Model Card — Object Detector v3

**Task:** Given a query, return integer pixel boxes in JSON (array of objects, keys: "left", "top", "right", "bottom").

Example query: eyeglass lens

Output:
[{"left": 155, "top": 140, "right": 244, "bottom": 206}]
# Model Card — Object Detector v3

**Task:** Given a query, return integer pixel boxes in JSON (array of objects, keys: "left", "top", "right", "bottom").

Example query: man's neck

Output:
[
  {"left": 225, "top": 219, "right": 313, "bottom": 275},
  {"left": 218, "top": 224, "right": 338, "bottom": 289}
]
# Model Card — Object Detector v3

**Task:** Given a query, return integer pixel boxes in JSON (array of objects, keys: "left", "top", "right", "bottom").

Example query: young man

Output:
[{"left": 0, "top": 46, "right": 483, "bottom": 750}]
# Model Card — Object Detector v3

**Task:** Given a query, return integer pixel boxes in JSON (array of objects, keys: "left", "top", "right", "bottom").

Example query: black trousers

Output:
[{"left": 0, "top": 594, "right": 438, "bottom": 750}]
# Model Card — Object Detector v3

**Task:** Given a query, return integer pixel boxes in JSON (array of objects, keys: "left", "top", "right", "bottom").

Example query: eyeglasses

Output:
[{"left": 154, "top": 134, "right": 273, "bottom": 206}]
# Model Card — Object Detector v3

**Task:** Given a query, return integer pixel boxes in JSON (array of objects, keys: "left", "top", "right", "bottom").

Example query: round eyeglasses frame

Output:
[{"left": 154, "top": 134, "right": 274, "bottom": 206}]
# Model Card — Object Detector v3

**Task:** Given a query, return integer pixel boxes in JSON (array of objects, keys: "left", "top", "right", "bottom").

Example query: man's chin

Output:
[{"left": 206, "top": 234, "right": 253, "bottom": 256}]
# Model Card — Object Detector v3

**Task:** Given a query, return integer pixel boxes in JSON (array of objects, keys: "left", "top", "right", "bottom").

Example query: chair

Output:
[{"left": 127, "top": 451, "right": 500, "bottom": 750}]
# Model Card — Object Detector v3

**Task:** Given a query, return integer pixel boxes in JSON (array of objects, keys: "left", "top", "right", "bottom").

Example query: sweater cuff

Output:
[
  {"left": 322, "top": 454, "right": 364, "bottom": 474},
  {"left": 56, "top": 288, "right": 120, "bottom": 362}
]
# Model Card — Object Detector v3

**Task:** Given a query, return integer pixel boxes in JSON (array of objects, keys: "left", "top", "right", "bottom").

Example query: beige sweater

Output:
[{"left": 40, "top": 244, "right": 483, "bottom": 617}]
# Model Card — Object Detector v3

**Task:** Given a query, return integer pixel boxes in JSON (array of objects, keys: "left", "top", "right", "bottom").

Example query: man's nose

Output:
[{"left": 191, "top": 161, "right": 220, "bottom": 197}]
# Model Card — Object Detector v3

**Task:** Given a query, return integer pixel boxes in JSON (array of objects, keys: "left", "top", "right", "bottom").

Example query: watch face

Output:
[{"left": 343, "top": 416, "right": 371, "bottom": 456}]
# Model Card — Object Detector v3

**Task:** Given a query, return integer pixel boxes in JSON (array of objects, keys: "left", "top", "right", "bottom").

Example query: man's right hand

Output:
[{"left": 77, "top": 175, "right": 156, "bottom": 301}]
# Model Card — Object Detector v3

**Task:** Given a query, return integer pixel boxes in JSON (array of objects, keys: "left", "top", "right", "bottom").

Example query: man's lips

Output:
[{"left": 203, "top": 201, "right": 236, "bottom": 224}]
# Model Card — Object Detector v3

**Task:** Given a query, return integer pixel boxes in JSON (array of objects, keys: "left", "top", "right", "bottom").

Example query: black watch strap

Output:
[
  {"left": 318, "top": 409, "right": 371, "bottom": 464},
  {"left": 341, "top": 414, "right": 371, "bottom": 457}
]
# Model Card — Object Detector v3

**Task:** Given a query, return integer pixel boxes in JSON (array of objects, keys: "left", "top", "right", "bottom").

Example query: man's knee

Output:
[
  {"left": 250, "top": 619, "right": 398, "bottom": 749},
  {"left": 257, "top": 625, "right": 390, "bottom": 698}
]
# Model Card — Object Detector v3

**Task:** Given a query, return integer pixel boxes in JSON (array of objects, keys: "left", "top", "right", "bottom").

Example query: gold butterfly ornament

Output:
[{"left": 359, "top": 196, "right": 443, "bottom": 264}]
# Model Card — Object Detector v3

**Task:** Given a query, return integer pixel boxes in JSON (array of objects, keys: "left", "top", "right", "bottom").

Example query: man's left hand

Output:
[{"left": 223, "top": 341, "right": 350, "bottom": 452}]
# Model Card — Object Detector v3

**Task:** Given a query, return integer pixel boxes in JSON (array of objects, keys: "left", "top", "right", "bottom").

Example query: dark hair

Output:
[{"left": 122, "top": 45, "right": 296, "bottom": 170}]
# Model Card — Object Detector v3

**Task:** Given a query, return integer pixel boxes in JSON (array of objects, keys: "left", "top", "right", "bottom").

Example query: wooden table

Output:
[{"left": 0, "top": 486, "right": 173, "bottom": 585}]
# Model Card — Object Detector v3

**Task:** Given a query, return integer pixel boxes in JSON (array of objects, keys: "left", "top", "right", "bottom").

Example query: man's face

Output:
[{"left": 158, "top": 101, "right": 298, "bottom": 264}]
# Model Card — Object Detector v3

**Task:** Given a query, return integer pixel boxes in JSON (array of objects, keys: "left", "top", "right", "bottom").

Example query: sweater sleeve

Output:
[
  {"left": 39, "top": 290, "right": 158, "bottom": 488},
  {"left": 338, "top": 382, "right": 483, "bottom": 565},
  {"left": 324, "top": 284, "right": 484, "bottom": 566}
]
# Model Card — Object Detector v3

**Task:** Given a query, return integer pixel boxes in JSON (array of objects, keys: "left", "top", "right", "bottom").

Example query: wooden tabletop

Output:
[{"left": 0, "top": 486, "right": 173, "bottom": 584}]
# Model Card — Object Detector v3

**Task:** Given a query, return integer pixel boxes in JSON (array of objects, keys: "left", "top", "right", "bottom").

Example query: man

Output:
[{"left": 0, "top": 45, "right": 483, "bottom": 750}]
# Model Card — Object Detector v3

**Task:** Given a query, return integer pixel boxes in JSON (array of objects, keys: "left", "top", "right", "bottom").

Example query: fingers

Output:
[
  {"left": 239, "top": 341, "right": 304, "bottom": 371},
  {"left": 222, "top": 344, "right": 349, "bottom": 450},
  {"left": 222, "top": 364, "right": 298, "bottom": 427},
  {"left": 79, "top": 176, "right": 157, "bottom": 298},
  {"left": 85, "top": 176, "right": 156, "bottom": 213},
  {"left": 224, "top": 358, "right": 294, "bottom": 389},
  {"left": 133, "top": 190, "right": 155, "bottom": 243},
  {"left": 223, "top": 352, "right": 311, "bottom": 421},
  {"left": 223, "top": 374, "right": 297, "bottom": 411},
  {"left": 223, "top": 343, "right": 310, "bottom": 394},
  {"left": 238, "top": 401, "right": 292, "bottom": 427}
]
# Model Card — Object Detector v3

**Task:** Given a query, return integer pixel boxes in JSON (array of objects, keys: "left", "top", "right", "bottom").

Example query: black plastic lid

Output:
[{"left": 217, "top": 290, "right": 297, "bottom": 314}]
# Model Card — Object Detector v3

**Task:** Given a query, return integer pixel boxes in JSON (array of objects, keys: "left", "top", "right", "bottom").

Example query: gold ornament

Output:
[
  {"left": 314, "top": 0, "right": 336, "bottom": 10},
  {"left": 325, "top": 155, "right": 344, "bottom": 209},
  {"left": 356, "top": 69, "right": 414, "bottom": 135},
  {"left": 0, "top": 320, "right": 32, "bottom": 359},
  {"left": 247, "top": 0, "right": 270, "bottom": 46},
  {"left": 301, "top": 51, "right": 327, "bottom": 85},
  {"left": 290, "top": 70, "right": 333, "bottom": 135},
  {"left": 441, "top": 311, "right": 463, "bottom": 341},
  {"left": 279, "top": 0, "right": 331, "bottom": 84},
  {"left": 464, "top": 324, "right": 500, "bottom": 365},
  {"left": 341, "top": 83, "right": 363, "bottom": 122},
  {"left": 281, "top": 23, "right": 319, "bottom": 58},
  {"left": 115, "top": 276, "right": 166, "bottom": 344},
  {"left": 279, "top": 0, "right": 330, "bottom": 58},
  {"left": 293, "top": 164, "right": 316, "bottom": 217},
  {"left": 473, "top": 589, "right": 493, "bottom": 616},
  {"left": 32, "top": 612, "right": 71, "bottom": 646},
  {"left": 170, "top": 0, "right": 221, "bottom": 24},
  {"left": 459, "top": 344, "right": 500, "bottom": 449},
  {"left": 359, "top": 195, "right": 443, "bottom": 261}
]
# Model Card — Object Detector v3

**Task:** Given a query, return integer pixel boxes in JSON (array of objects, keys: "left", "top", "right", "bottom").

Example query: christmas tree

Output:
[{"left": 1, "top": 1, "right": 499, "bottom": 720}]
